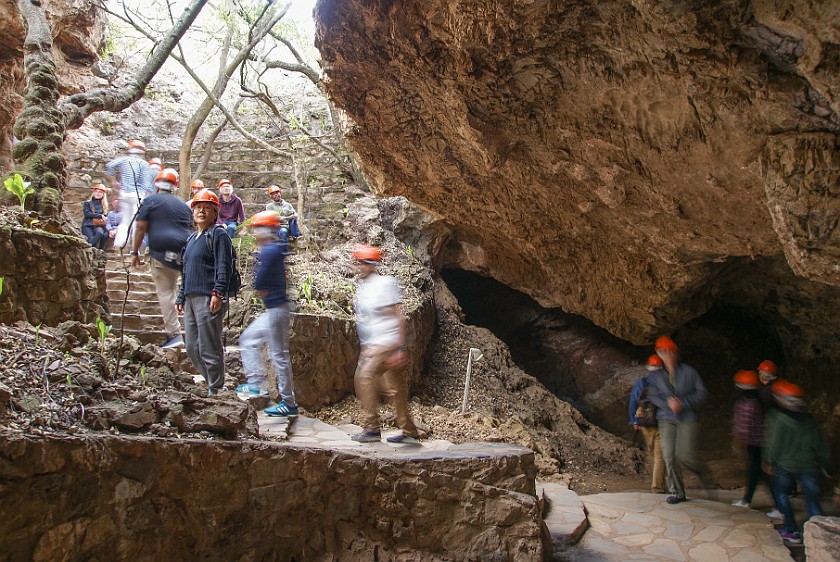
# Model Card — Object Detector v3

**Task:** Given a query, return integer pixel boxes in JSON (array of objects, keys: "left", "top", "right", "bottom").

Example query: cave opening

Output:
[{"left": 441, "top": 267, "right": 790, "bottom": 476}]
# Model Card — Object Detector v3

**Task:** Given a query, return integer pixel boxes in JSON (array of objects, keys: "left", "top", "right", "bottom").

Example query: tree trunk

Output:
[{"left": 177, "top": 2, "right": 290, "bottom": 194}]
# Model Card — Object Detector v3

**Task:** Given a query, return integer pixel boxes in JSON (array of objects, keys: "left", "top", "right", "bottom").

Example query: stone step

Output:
[
  {"left": 537, "top": 480, "right": 588, "bottom": 546},
  {"left": 107, "top": 298, "right": 162, "bottom": 316},
  {"left": 114, "top": 313, "right": 166, "bottom": 332},
  {"left": 107, "top": 278, "right": 157, "bottom": 292}
]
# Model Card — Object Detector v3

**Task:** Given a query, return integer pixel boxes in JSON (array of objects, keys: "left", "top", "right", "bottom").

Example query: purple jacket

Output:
[{"left": 218, "top": 194, "right": 245, "bottom": 224}]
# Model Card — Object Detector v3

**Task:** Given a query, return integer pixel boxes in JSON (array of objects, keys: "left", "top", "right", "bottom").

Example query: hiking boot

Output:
[
  {"left": 777, "top": 530, "right": 801, "bottom": 544},
  {"left": 731, "top": 499, "right": 750, "bottom": 508},
  {"left": 386, "top": 433, "right": 419, "bottom": 444},
  {"left": 235, "top": 383, "right": 268, "bottom": 396},
  {"left": 666, "top": 495, "right": 688, "bottom": 504},
  {"left": 207, "top": 389, "right": 219, "bottom": 396},
  {"left": 161, "top": 335, "right": 184, "bottom": 349},
  {"left": 351, "top": 431, "right": 382, "bottom": 443},
  {"left": 264, "top": 401, "right": 298, "bottom": 417}
]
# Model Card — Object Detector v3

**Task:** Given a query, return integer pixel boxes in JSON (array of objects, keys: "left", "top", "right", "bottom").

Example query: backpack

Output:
[
  {"left": 188, "top": 225, "right": 242, "bottom": 299},
  {"left": 635, "top": 383, "right": 658, "bottom": 427}
]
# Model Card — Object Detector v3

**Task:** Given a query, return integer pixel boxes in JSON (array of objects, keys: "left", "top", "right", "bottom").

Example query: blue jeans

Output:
[
  {"left": 238, "top": 304, "right": 296, "bottom": 406},
  {"left": 222, "top": 221, "right": 237, "bottom": 239},
  {"left": 773, "top": 467, "right": 823, "bottom": 532}
]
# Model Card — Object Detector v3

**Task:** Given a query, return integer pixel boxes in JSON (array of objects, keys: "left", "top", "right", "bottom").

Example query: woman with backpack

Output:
[
  {"left": 175, "top": 189, "right": 235, "bottom": 396},
  {"left": 628, "top": 354, "right": 667, "bottom": 494}
]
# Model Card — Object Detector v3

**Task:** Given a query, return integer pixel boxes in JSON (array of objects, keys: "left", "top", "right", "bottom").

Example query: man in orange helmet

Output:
[
  {"left": 176, "top": 189, "right": 235, "bottom": 395},
  {"left": 132, "top": 168, "right": 192, "bottom": 349},
  {"left": 266, "top": 184, "right": 301, "bottom": 243},
  {"left": 105, "top": 139, "right": 156, "bottom": 249},
  {"left": 236, "top": 211, "right": 298, "bottom": 416},
  {"left": 764, "top": 381, "right": 831, "bottom": 544},
  {"left": 628, "top": 354, "right": 667, "bottom": 493},
  {"left": 645, "top": 336, "right": 711, "bottom": 504},
  {"left": 349, "top": 245, "right": 420, "bottom": 444}
]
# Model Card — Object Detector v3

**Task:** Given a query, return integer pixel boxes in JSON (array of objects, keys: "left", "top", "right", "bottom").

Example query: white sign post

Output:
[{"left": 461, "top": 348, "right": 484, "bottom": 413}]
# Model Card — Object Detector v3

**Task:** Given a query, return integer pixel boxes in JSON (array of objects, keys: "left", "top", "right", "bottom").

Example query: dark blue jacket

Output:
[
  {"left": 253, "top": 241, "right": 288, "bottom": 308},
  {"left": 646, "top": 363, "right": 707, "bottom": 423},
  {"left": 176, "top": 225, "right": 233, "bottom": 302},
  {"left": 82, "top": 199, "right": 106, "bottom": 228}
]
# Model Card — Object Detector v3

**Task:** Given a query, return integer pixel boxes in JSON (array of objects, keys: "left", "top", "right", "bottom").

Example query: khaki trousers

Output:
[
  {"left": 150, "top": 258, "right": 182, "bottom": 338},
  {"left": 642, "top": 426, "right": 667, "bottom": 493},
  {"left": 354, "top": 345, "right": 418, "bottom": 436}
]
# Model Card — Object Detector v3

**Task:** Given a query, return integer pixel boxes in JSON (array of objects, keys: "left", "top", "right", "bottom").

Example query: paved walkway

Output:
[{"left": 250, "top": 406, "right": 831, "bottom": 561}]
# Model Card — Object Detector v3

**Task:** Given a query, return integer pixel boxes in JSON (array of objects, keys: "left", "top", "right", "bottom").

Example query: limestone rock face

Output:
[
  {"left": 804, "top": 516, "right": 840, "bottom": 562},
  {"left": 0, "top": 433, "right": 548, "bottom": 561},
  {"left": 314, "top": 0, "right": 840, "bottom": 345},
  {"left": 0, "top": 0, "right": 105, "bottom": 167}
]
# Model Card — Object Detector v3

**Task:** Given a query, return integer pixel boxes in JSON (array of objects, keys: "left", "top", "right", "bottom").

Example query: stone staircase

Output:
[{"left": 105, "top": 255, "right": 169, "bottom": 345}]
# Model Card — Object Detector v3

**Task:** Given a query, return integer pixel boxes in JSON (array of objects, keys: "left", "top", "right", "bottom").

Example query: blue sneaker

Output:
[
  {"left": 235, "top": 383, "right": 268, "bottom": 396},
  {"left": 264, "top": 401, "right": 298, "bottom": 417}
]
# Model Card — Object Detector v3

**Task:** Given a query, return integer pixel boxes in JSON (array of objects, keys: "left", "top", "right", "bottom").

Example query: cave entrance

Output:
[
  {"left": 440, "top": 268, "right": 643, "bottom": 422},
  {"left": 441, "top": 268, "right": 788, "bottom": 484}
]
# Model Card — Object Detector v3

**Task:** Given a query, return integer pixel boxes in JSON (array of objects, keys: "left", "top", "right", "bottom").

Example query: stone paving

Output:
[
  {"left": 559, "top": 491, "right": 792, "bottom": 561},
  {"left": 251, "top": 408, "right": 834, "bottom": 562}
]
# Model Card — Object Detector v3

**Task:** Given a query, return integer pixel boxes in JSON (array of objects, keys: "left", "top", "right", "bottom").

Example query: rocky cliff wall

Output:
[
  {"left": 0, "top": 0, "right": 105, "bottom": 169},
  {"left": 0, "top": 432, "right": 547, "bottom": 561},
  {"left": 313, "top": 0, "right": 840, "bottom": 348}
]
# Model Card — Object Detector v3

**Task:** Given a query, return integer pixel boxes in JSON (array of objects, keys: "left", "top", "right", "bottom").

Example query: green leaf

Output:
[{"left": 4, "top": 173, "right": 34, "bottom": 211}]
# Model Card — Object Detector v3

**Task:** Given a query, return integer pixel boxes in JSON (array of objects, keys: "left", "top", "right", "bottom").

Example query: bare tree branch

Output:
[{"left": 62, "top": 0, "right": 209, "bottom": 130}]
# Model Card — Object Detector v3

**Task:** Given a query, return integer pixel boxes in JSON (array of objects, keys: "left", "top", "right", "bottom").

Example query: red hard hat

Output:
[
  {"left": 128, "top": 139, "right": 146, "bottom": 152},
  {"left": 733, "top": 370, "right": 761, "bottom": 388},
  {"left": 91, "top": 183, "right": 107, "bottom": 193},
  {"left": 771, "top": 379, "right": 803, "bottom": 397},
  {"left": 757, "top": 360, "right": 777, "bottom": 375},
  {"left": 190, "top": 189, "right": 220, "bottom": 209},
  {"left": 190, "top": 179, "right": 205, "bottom": 189},
  {"left": 155, "top": 168, "right": 179, "bottom": 186},
  {"left": 267, "top": 185, "right": 281, "bottom": 195},
  {"left": 647, "top": 354, "right": 663, "bottom": 367},
  {"left": 654, "top": 336, "right": 678, "bottom": 352},
  {"left": 250, "top": 210, "right": 282, "bottom": 228},
  {"left": 353, "top": 245, "right": 383, "bottom": 262},
  {"left": 217, "top": 179, "right": 232, "bottom": 188}
]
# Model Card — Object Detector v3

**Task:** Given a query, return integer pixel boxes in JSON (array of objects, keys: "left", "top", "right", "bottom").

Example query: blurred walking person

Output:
[
  {"left": 646, "top": 336, "right": 711, "bottom": 504},
  {"left": 105, "top": 139, "right": 155, "bottom": 249},
  {"left": 730, "top": 370, "right": 775, "bottom": 509},
  {"left": 764, "top": 380, "right": 831, "bottom": 544},
  {"left": 350, "top": 245, "right": 420, "bottom": 444},
  {"left": 235, "top": 211, "right": 298, "bottom": 417}
]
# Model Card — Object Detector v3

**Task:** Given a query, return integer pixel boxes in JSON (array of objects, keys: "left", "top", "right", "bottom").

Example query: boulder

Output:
[{"left": 805, "top": 516, "right": 840, "bottom": 562}]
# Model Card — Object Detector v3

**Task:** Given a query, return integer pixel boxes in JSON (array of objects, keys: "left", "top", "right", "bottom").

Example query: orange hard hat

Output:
[
  {"left": 91, "top": 183, "right": 107, "bottom": 193},
  {"left": 647, "top": 354, "right": 664, "bottom": 368},
  {"left": 654, "top": 336, "right": 678, "bottom": 352},
  {"left": 250, "top": 210, "right": 282, "bottom": 228},
  {"left": 771, "top": 379, "right": 803, "bottom": 397},
  {"left": 267, "top": 185, "right": 281, "bottom": 195},
  {"left": 217, "top": 179, "right": 232, "bottom": 188},
  {"left": 353, "top": 245, "right": 383, "bottom": 263},
  {"left": 733, "top": 370, "right": 761, "bottom": 389},
  {"left": 190, "top": 179, "right": 205, "bottom": 189},
  {"left": 128, "top": 139, "right": 146, "bottom": 152},
  {"left": 190, "top": 189, "right": 220, "bottom": 209},
  {"left": 148, "top": 157, "right": 162, "bottom": 167},
  {"left": 757, "top": 360, "right": 777, "bottom": 375},
  {"left": 155, "top": 168, "right": 179, "bottom": 186}
]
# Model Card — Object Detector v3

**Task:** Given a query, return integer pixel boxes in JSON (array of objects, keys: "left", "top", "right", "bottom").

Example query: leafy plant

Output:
[
  {"left": 95, "top": 317, "right": 112, "bottom": 349},
  {"left": 4, "top": 173, "right": 34, "bottom": 211},
  {"left": 34, "top": 323, "right": 42, "bottom": 343},
  {"left": 140, "top": 366, "right": 147, "bottom": 386},
  {"left": 298, "top": 274, "right": 314, "bottom": 303},
  {"left": 0, "top": 276, "right": 4, "bottom": 297},
  {"left": 407, "top": 245, "right": 414, "bottom": 259}
]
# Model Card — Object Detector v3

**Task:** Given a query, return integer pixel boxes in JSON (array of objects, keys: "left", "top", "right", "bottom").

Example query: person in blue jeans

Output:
[
  {"left": 763, "top": 380, "right": 831, "bottom": 544},
  {"left": 236, "top": 211, "right": 298, "bottom": 417},
  {"left": 217, "top": 179, "right": 245, "bottom": 239}
]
